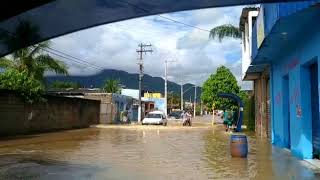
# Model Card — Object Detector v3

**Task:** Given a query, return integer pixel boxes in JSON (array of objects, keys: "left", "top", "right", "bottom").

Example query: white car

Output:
[
  {"left": 217, "top": 110, "right": 224, "bottom": 117},
  {"left": 142, "top": 111, "right": 167, "bottom": 126}
]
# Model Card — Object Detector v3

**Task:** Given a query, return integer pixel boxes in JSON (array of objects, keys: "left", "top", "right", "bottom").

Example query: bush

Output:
[
  {"left": 0, "top": 69, "right": 44, "bottom": 103},
  {"left": 242, "top": 95, "right": 255, "bottom": 131},
  {"left": 50, "top": 80, "right": 81, "bottom": 89}
]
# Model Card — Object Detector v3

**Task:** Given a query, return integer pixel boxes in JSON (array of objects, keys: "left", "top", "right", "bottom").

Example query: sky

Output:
[{"left": 50, "top": 5, "right": 252, "bottom": 89}]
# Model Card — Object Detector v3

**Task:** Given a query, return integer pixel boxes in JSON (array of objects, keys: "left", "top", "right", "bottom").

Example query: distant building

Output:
[
  {"left": 121, "top": 89, "right": 139, "bottom": 99},
  {"left": 184, "top": 102, "right": 193, "bottom": 109},
  {"left": 48, "top": 89, "right": 137, "bottom": 124},
  {"left": 142, "top": 97, "right": 165, "bottom": 113},
  {"left": 121, "top": 88, "right": 165, "bottom": 114},
  {"left": 143, "top": 92, "right": 162, "bottom": 98},
  {"left": 143, "top": 91, "right": 165, "bottom": 113}
]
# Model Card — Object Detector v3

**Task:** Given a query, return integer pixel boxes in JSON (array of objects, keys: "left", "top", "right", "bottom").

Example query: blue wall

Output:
[
  {"left": 250, "top": 1, "right": 320, "bottom": 159},
  {"left": 112, "top": 94, "right": 133, "bottom": 123},
  {"left": 270, "top": 24, "right": 320, "bottom": 159},
  {"left": 252, "top": 1, "right": 320, "bottom": 61}
]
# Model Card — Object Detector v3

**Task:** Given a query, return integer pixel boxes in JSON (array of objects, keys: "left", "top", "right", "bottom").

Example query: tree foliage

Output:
[
  {"left": 0, "top": 21, "right": 68, "bottom": 82},
  {"left": 201, "top": 66, "right": 240, "bottom": 110},
  {"left": 50, "top": 81, "right": 81, "bottom": 89},
  {"left": 0, "top": 42, "right": 68, "bottom": 81},
  {"left": 103, "top": 79, "right": 121, "bottom": 93},
  {"left": 0, "top": 21, "right": 68, "bottom": 103},
  {"left": 209, "top": 24, "right": 241, "bottom": 42},
  {"left": 209, "top": 7, "right": 259, "bottom": 42},
  {"left": 0, "top": 69, "right": 44, "bottom": 103},
  {"left": 238, "top": 90, "right": 249, "bottom": 102},
  {"left": 168, "top": 92, "right": 181, "bottom": 109}
]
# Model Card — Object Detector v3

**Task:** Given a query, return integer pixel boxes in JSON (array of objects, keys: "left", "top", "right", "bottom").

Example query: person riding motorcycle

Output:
[{"left": 181, "top": 111, "right": 192, "bottom": 126}]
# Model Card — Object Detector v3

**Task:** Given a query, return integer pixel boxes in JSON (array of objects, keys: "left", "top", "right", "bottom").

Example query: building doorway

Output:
[
  {"left": 310, "top": 63, "right": 320, "bottom": 158},
  {"left": 282, "top": 75, "right": 290, "bottom": 149}
]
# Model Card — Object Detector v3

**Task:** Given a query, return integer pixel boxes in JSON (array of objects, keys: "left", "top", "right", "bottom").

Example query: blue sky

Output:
[{"left": 51, "top": 5, "right": 252, "bottom": 89}]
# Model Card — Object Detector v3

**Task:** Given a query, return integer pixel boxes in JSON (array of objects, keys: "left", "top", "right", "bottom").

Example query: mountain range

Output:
[{"left": 46, "top": 69, "right": 201, "bottom": 101}]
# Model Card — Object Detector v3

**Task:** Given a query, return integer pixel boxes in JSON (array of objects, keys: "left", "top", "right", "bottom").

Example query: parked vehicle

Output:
[
  {"left": 168, "top": 111, "right": 183, "bottom": 119},
  {"left": 217, "top": 110, "right": 224, "bottom": 117},
  {"left": 142, "top": 111, "right": 167, "bottom": 126}
]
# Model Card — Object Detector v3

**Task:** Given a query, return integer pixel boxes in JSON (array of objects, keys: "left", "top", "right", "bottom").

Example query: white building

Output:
[{"left": 240, "top": 8, "right": 259, "bottom": 80}]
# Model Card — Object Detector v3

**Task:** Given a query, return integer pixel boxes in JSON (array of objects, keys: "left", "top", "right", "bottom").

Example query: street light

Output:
[
  {"left": 164, "top": 60, "right": 176, "bottom": 117},
  {"left": 180, "top": 76, "right": 196, "bottom": 111}
]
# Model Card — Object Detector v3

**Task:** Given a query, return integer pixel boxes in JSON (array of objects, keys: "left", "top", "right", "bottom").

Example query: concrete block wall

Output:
[
  {"left": 84, "top": 93, "right": 114, "bottom": 124},
  {"left": 0, "top": 91, "right": 100, "bottom": 136}
]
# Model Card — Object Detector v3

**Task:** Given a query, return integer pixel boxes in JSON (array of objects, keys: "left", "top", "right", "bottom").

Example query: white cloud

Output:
[{"left": 50, "top": 5, "right": 250, "bottom": 89}]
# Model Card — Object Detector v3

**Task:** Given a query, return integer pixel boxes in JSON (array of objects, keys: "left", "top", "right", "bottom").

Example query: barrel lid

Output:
[{"left": 231, "top": 134, "right": 247, "bottom": 138}]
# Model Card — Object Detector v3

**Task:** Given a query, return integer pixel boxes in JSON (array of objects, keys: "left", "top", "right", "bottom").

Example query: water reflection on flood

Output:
[{"left": 0, "top": 126, "right": 318, "bottom": 179}]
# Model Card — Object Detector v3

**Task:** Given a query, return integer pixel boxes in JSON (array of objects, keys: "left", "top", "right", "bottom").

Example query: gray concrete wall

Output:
[
  {"left": 84, "top": 93, "right": 114, "bottom": 124},
  {"left": 83, "top": 93, "right": 135, "bottom": 124},
  {"left": 0, "top": 91, "right": 100, "bottom": 136}
]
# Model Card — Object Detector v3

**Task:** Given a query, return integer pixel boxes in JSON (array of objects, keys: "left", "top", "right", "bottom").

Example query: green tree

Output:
[
  {"left": 168, "top": 92, "right": 181, "bottom": 109},
  {"left": 0, "top": 21, "right": 68, "bottom": 82},
  {"left": 209, "top": 24, "right": 241, "bottom": 42},
  {"left": 201, "top": 66, "right": 240, "bottom": 110},
  {"left": 0, "top": 69, "right": 44, "bottom": 103},
  {"left": 103, "top": 79, "right": 121, "bottom": 93},
  {"left": 50, "top": 81, "right": 81, "bottom": 89},
  {"left": 238, "top": 90, "right": 249, "bottom": 102},
  {"left": 209, "top": 7, "right": 258, "bottom": 42},
  {"left": 0, "top": 42, "right": 68, "bottom": 81}
]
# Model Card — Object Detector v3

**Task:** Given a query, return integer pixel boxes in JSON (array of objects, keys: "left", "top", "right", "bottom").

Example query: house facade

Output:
[{"left": 242, "top": 1, "right": 320, "bottom": 159}]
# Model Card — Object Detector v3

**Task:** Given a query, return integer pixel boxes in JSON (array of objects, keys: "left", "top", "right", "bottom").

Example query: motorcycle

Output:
[{"left": 183, "top": 117, "right": 192, "bottom": 126}]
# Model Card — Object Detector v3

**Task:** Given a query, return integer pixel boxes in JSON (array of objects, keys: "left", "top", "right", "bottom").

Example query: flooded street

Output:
[{"left": 0, "top": 116, "right": 319, "bottom": 179}]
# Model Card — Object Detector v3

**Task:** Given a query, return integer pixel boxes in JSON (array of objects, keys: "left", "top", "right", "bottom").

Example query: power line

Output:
[
  {"left": 42, "top": 48, "right": 103, "bottom": 71},
  {"left": 45, "top": 46, "right": 103, "bottom": 70},
  {"left": 118, "top": 0, "right": 211, "bottom": 32},
  {"left": 156, "top": 15, "right": 210, "bottom": 32},
  {"left": 0, "top": 28, "right": 105, "bottom": 71}
]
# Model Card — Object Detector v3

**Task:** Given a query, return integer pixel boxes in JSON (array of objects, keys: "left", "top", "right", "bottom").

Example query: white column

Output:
[
  {"left": 181, "top": 83, "right": 183, "bottom": 110},
  {"left": 164, "top": 60, "right": 168, "bottom": 117},
  {"left": 194, "top": 86, "right": 197, "bottom": 117}
]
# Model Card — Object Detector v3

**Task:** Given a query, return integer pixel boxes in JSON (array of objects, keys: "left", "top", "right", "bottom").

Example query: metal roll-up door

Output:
[{"left": 266, "top": 78, "right": 271, "bottom": 140}]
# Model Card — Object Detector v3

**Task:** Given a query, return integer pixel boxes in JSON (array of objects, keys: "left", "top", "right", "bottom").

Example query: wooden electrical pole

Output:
[{"left": 136, "top": 43, "right": 152, "bottom": 123}]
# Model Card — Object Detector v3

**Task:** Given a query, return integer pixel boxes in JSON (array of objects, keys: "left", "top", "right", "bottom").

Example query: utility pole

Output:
[
  {"left": 136, "top": 43, "right": 152, "bottom": 123},
  {"left": 165, "top": 60, "right": 167, "bottom": 117},
  {"left": 200, "top": 100, "right": 203, "bottom": 116},
  {"left": 164, "top": 60, "right": 175, "bottom": 117},
  {"left": 180, "top": 83, "right": 183, "bottom": 111},
  {"left": 194, "top": 86, "right": 197, "bottom": 117}
]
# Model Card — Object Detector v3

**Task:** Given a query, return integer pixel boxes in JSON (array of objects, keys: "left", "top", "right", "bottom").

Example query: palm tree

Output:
[
  {"left": 0, "top": 41, "right": 68, "bottom": 81},
  {"left": 209, "top": 7, "right": 258, "bottom": 42},
  {"left": 209, "top": 24, "right": 241, "bottom": 42},
  {"left": 0, "top": 20, "right": 68, "bottom": 81},
  {"left": 103, "top": 79, "right": 121, "bottom": 93}
]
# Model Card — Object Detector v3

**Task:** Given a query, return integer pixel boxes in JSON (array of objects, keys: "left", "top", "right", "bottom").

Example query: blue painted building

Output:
[{"left": 244, "top": 1, "right": 320, "bottom": 159}]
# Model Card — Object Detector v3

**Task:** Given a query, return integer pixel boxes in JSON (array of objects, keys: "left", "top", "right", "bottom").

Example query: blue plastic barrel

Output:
[{"left": 230, "top": 134, "right": 248, "bottom": 157}]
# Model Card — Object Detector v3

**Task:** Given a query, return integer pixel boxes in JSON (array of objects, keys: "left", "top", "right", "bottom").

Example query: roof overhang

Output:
[
  {"left": 239, "top": 7, "right": 260, "bottom": 31},
  {"left": 243, "top": 64, "right": 268, "bottom": 80},
  {"left": 252, "top": 4, "right": 320, "bottom": 64}
]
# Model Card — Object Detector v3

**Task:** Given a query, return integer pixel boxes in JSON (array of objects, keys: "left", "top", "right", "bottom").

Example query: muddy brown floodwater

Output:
[{"left": 0, "top": 123, "right": 319, "bottom": 180}]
